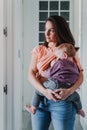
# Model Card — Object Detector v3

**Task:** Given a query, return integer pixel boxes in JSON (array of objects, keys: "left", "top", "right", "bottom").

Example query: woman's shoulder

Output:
[
  {"left": 32, "top": 45, "right": 47, "bottom": 54},
  {"left": 34, "top": 44, "right": 46, "bottom": 50},
  {"left": 73, "top": 54, "right": 83, "bottom": 71}
]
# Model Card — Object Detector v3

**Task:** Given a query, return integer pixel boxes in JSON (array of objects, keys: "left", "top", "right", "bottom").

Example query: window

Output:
[{"left": 39, "top": 0, "right": 71, "bottom": 44}]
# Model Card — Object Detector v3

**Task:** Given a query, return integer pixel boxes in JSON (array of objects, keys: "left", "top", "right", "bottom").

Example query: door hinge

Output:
[
  {"left": 3, "top": 84, "right": 8, "bottom": 95},
  {"left": 3, "top": 27, "right": 7, "bottom": 37}
]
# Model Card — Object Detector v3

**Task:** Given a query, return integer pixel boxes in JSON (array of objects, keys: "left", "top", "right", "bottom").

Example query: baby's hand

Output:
[
  {"left": 43, "top": 89, "right": 58, "bottom": 102},
  {"left": 36, "top": 72, "right": 41, "bottom": 79},
  {"left": 50, "top": 59, "right": 57, "bottom": 67},
  {"left": 54, "top": 88, "right": 71, "bottom": 100}
]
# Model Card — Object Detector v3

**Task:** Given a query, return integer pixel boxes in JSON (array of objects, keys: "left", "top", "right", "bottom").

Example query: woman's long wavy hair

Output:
[{"left": 43, "top": 15, "right": 75, "bottom": 48}]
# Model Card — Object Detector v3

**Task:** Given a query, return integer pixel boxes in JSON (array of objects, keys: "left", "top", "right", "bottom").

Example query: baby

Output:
[{"left": 24, "top": 43, "right": 85, "bottom": 117}]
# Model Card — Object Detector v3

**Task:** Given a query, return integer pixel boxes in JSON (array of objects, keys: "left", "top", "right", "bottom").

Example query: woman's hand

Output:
[
  {"left": 43, "top": 89, "right": 61, "bottom": 102},
  {"left": 53, "top": 71, "right": 83, "bottom": 101},
  {"left": 53, "top": 88, "right": 71, "bottom": 100}
]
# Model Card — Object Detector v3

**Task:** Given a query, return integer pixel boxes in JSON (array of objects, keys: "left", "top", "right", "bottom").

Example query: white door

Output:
[{"left": 0, "top": 0, "right": 7, "bottom": 130}]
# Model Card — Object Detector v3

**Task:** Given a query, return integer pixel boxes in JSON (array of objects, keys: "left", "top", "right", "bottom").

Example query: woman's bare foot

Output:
[
  {"left": 24, "top": 105, "right": 37, "bottom": 114},
  {"left": 78, "top": 109, "right": 85, "bottom": 118}
]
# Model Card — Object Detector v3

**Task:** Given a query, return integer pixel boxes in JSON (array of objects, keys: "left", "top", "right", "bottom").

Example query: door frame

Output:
[
  {"left": 0, "top": 0, "right": 4, "bottom": 129},
  {"left": 0, "top": 0, "right": 13, "bottom": 130}
]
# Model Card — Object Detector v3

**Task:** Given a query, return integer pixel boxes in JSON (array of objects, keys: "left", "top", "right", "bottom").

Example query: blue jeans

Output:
[{"left": 31, "top": 98, "right": 76, "bottom": 130}]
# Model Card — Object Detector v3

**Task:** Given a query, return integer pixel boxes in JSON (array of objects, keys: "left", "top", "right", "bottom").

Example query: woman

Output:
[{"left": 28, "top": 15, "right": 83, "bottom": 130}]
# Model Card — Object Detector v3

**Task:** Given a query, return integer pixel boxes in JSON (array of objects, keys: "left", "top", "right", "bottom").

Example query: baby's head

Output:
[{"left": 54, "top": 43, "right": 76, "bottom": 59}]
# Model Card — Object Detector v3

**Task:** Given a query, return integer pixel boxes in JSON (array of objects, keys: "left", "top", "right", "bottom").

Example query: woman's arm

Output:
[
  {"left": 68, "top": 70, "right": 83, "bottom": 95},
  {"left": 28, "top": 53, "right": 58, "bottom": 101},
  {"left": 54, "top": 70, "right": 83, "bottom": 100}
]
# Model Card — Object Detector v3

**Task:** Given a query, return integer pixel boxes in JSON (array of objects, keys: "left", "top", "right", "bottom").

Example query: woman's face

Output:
[
  {"left": 45, "top": 21, "right": 58, "bottom": 46},
  {"left": 54, "top": 49, "right": 64, "bottom": 58}
]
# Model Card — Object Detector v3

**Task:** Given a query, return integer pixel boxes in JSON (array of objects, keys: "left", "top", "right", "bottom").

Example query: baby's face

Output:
[
  {"left": 54, "top": 48, "right": 64, "bottom": 58},
  {"left": 54, "top": 48, "right": 68, "bottom": 59}
]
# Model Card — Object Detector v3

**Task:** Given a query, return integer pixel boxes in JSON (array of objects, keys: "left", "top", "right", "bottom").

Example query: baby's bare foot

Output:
[{"left": 24, "top": 105, "right": 36, "bottom": 114}]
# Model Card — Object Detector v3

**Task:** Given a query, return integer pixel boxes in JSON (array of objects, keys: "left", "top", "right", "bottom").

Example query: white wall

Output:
[
  {"left": 80, "top": 0, "right": 87, "bottom": 129},
  {"left": 73, "top": 0, "right": 81, "bottom": 47}
]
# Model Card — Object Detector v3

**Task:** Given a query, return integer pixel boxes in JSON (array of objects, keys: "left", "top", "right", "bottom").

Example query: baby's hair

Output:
[{"left": 57, "top": 43, "right": 76, "bottom": 57}]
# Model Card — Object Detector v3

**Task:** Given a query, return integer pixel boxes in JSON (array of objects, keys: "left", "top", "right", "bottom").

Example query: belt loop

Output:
[{"left": 44, "top": 97, "right": 47, "bottom": 105}]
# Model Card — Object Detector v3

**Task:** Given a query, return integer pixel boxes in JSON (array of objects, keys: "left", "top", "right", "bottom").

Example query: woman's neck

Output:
[{"left": 48, "top": 42, "right": 57, "bottom": 48}]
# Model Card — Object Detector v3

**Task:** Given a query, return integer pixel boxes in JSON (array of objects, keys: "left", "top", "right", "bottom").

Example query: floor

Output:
[{"left": 22, "top": 110, "right": 83, "bottom": 130}]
